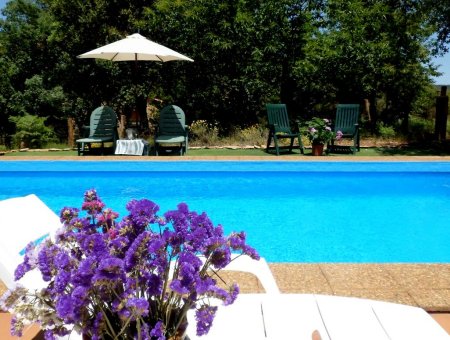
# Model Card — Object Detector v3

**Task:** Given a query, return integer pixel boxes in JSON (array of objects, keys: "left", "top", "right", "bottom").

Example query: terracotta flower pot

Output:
[{"left": 312, "top": 143, "right": 324, "bottom": 156}]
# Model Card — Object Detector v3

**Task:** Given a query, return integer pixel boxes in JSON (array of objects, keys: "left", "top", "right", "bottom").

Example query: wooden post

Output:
[
  {"left": 67, "top": 117, "right": 75, "bottom": 148},
  {"left": 118, "top": 114, "right": 127, "bottom": 139},
  {"left": 363, "top": 99, "right": 371, "bottom": 122},
  {"left": 435, "top": 86, "right": 449, "bottom": 141}
]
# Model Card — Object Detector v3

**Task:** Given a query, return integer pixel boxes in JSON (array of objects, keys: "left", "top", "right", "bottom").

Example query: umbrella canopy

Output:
[{"left": 78, "top": 33, "right": 193, "bottom": 62}]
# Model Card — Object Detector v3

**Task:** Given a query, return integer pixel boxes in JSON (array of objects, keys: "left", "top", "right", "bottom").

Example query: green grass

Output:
[{"left": 2, "top": 143, "right": 450, "bottom": 157}]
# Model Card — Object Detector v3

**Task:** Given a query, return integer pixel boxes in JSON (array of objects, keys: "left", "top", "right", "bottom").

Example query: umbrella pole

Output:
[{"left": 132, "top": 53, "right": 144, "bottom": 133}]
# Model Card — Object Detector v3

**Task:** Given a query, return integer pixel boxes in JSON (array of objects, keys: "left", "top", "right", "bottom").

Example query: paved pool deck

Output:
[{"left": 2, "top": 155, "right": 450, "bottom": 161}]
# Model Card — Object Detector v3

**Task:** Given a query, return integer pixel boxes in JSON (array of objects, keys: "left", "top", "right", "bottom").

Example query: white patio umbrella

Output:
[
  {"left": 77, "top": 33, "right": 193, "bottom": 62},
  {"left": 77, "top": 33, "right": 193, "bottom": 133}
]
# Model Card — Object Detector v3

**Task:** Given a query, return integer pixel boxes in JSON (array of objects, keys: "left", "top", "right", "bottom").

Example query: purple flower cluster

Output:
[
  {"left": 2, "top": 189, "right": 259, "bottom": 339},
  {"left": 303, "top": 117, "right": 340, "bottom": 144}
]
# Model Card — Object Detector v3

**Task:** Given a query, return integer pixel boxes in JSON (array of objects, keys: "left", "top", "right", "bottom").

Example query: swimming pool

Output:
[{"left": 1, "top": 160, "right": 450, "bottom": 263}]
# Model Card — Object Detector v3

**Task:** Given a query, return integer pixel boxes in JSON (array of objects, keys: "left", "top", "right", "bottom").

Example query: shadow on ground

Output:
[{"left": 375, "top": 141, "right": 450, "bottom": 156}]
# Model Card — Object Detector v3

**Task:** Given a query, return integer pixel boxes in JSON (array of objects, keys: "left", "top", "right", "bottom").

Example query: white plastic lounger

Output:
[
  {"left": 0, "top": 194, "right": 62, "bottom": 289},
  {"left": 187, "top": 294, "right": 450, "bottom": 340},
  {"left": 223, "top": 255, "right": 280, "bottom": 294}
]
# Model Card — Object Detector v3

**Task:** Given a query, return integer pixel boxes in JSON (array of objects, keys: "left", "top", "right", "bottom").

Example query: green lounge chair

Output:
[
  {"left": 266, "top": 103, "right": 304, "bottom": 156},
  {"left": 76, "top": 105, "right": 118, "bottom": 156},
  {"left": 154, "top": 105, "right": 188, "bottom": 156},
  {"left": 327, "top": 104, "right": 360, "bottom": 154}
]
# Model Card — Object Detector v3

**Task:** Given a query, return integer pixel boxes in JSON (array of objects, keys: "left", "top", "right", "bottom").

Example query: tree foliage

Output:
[
  {"left": 424, "top": 0, "right": 450, "bottom": 53},
  {"left": 0, "top": 0, "right": 446, "bottom": 143}
]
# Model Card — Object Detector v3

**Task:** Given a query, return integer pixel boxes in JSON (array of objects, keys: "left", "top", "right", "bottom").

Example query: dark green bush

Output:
[
  {"left": 9, "top": 115, "right": 57, "bottom": 148},
  {"left": 408, "top": 115, "right": 435, "bottom": 142}
]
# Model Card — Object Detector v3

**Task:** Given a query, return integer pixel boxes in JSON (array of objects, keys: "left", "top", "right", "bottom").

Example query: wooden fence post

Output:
[
  {"left": 118, "top": 114, "right": 127, "bottom": 139},
  {"left": 67, "top": 117, "right": 75, "bottom": 148}
]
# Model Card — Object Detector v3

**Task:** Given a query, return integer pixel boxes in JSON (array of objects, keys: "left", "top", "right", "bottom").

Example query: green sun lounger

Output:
[
  {"left": 327, "top": 104, "right": 361, "bottom": 154},
  {"left": 154, "top": 105, "right": 188, "bottom": 156},
  {"left": 266, "top": 103, "right": 304, "bottom": 156},
  {"left": 76, "top": 106, "right": 118, "bottom": 156}
]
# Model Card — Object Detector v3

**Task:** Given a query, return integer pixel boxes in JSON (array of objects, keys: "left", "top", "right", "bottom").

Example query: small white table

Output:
[{"left": 114, "top": 139, "right": 149, "bottom": 156}]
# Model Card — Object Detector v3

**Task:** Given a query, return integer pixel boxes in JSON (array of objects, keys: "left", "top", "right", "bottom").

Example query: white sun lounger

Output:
[
  {"left": 220, "top": 254, "right": 280, "bottom": 294},
  {"left": 0, "top": 194, "right": 62, "bottom": 289},
  {"left": 187, "top": 294, "right": 450, "bottom": 340}
]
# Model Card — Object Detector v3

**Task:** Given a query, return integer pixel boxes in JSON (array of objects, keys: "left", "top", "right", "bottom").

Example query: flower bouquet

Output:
[
  {"left": 302, "top": 117, "right": 342, "bottom": 145},
  {"left": 0, "top": 189, "right": 259, "bottom": 339}
]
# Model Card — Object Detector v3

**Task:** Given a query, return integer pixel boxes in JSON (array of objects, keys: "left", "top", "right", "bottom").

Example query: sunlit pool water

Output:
[{"left": 1, "top": 160, "right": 449, "bottom": 263}]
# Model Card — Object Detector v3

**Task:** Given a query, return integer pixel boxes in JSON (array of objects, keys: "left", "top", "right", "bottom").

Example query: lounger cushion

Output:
[{"left": 155, "top": 135, "right": 186, "bottom": 143}]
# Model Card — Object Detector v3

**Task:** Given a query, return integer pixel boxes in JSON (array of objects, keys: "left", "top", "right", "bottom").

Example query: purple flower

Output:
[
  {"left": 126, "top": 199, "right": 160, "bottom": 231},
  {"left": 91, "top": 312, "right": 104, "bottom": 340},
  {"left": 56, "top": 295, "right": 73, "bottom": 320},
  {"left": 195, "top": 305, "right": 217, "bottom": 336},
  {"left": 150, "top": 321, "right": 165, "bottom": 340},
  {"left": 10, "top": 316, "right": 23, "bottom": 337},
  {"left": 5, "top": 189, "right": 260, "bottom": 339},
  {"left": 14, "top": 242, "right": 42, "bottom": 280},
  {"left": 37, "top": 244, "right": 59, "bottom": 281},
  {"left": 124, "top": 231, "right": 151, "bottom": 271},
  {"left": 229, "top": 233, "right": 260, "bottom": 259},
  {"left": 140, "top": 322, "right": 151, "bottom": 340},
  {"left": 54, "top": 250, "right": 71, "bottom": 269},
  {"left": 170, "top": 279, "right": 190, "bottom": 295},
  {"left": 59, "top": 207, "right": 79, "bottom": 224},
  {"left": 81, "top": 233, "right": 108, "bottom": 258},
  {"left": 228, "top": 231, "right": 246, "bottom": 249},
  {"left": 14, "top": 263, "right": 29, "bottom": 281},
  {"left": 70, "top": 285, "right": 89, "bottom": 320},
  {"left": 82, "top": 200, "right": 105, "bottom": 216},
  {"left": 125, "top": 297, "right": 149, "bottom": 320},
  {"left": 92, "top": 257, "right": 125, "bottom": 284},
  {"left": 209, "top": 247, "right": 231, "bottom": 269},
  {"left": 84, "top": 189, "right": 99, "bottom": 202},
  {"left": 72, "top": 257, "right": 96, "bottom": 286},
  {"left": 53, "top": 270, "right": 71, "bottom": 294},
  {"left": 242, "top": 244, "right": 260, "bottom": 260},
  {"left": 144, "top": 273, "right": 163, "bottom": 296},
  {"left": 108, "top": 235, "right": 130, "bottom": 255},
  {"left": 44, "top": 330, "right": 56, "bottom": 340},
  {"left": 96, "top": 208, "right": 119, "bottom": 230},
  {"left": 225, "top": 283, "right": 239, "bottom": 305},
  {"left": 195, "top": 276, "right": 216, "bottom": 295}
]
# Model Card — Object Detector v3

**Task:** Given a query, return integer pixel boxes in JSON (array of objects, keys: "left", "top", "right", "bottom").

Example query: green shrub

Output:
[
  {"left": 228, "top": 124, "right": 266, "bottom": 145},
  {"left": 408, "top": 115, "right": 435, "bottom": 142},
  {"left": 189, "top": 120, "right": 220, "bottom": 146},
  {"left": 376, "top": 122, "right": 397, "bottom": 140},
  {"left": 9, "top": 115, "right": 57, "bottom": 148}
]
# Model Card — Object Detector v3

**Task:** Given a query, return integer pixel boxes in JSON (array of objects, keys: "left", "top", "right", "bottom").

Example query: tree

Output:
[
  {"left": 146, "top": 0, "right": 315, "bottom": 129},
  {"left": 0, "top": 0, "right": 69, "bottom": 141},
  {"left": 296, "top": 0, "right": 436, "bottom": 133},
  {"left": 424, "top": 0, "right": 450, "bottom": 53},
  {"left": 0, "top": 0, "right": 444, "bottom": 143}
]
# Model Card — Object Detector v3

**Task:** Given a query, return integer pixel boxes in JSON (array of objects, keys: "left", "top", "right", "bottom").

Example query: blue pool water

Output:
[{"left": 1, "top": 160, "right": 450, "bottom": 263}]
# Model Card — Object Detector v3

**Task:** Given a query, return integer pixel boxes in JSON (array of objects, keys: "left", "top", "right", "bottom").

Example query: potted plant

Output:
[
  {"left": 302, "top": 117, "right": 342, "bottom": 156},
  {"left": 0, "top": 189, "right": 259, "bottom": 340}
]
